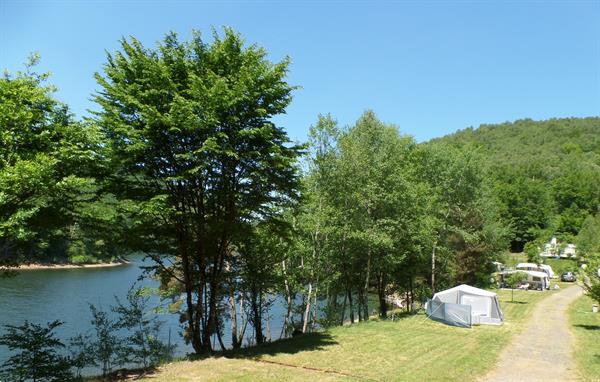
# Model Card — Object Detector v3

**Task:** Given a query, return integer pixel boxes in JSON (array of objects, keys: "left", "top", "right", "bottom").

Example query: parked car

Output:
[{"left": 561, "top": 272, "right": 577, "bottom": 282}]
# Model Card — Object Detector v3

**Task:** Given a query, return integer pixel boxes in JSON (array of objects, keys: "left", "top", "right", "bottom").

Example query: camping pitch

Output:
[{"left": 426, "top": 285, "right": 504, "bottom": 328}]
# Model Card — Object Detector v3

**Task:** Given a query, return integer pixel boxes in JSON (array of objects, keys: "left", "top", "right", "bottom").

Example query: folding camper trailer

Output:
[{"left": 426, "top": 285, "right": 504, "bottom": 327}]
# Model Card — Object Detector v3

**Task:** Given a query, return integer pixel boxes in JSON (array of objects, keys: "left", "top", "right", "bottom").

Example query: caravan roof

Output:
[
  {"left": 502, "top": 269, "right": 548, "bottom": 278},
  {"left": 516, "top": 263, "right": 539, "bottom": 268},
  {"left": 523, "top": 270, "right": 549, "bottom": 278}
]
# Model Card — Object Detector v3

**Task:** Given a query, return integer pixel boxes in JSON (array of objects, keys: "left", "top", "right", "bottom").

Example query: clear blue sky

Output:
[{"left": 1, "top": 0, "right": 599, "bottom": 142}]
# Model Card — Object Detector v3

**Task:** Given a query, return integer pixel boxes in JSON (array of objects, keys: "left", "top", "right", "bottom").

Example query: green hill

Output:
[{"left": 433, "top": 117, "right": 600, "bottom": 251}]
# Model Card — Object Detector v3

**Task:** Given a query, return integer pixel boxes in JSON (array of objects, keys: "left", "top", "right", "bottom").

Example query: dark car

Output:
[{"left": 561, "top": 272, "right": 577, "bottom": 282}]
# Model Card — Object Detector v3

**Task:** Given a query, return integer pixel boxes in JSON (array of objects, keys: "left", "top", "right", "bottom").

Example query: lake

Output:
[{"left": 0, "top": 255, "right": 288, "bottom": 374}]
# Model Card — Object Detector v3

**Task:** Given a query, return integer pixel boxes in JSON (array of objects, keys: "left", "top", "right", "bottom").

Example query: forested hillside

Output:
[{"left": 433, "top": 117, "right": 600, "bottom": 252}]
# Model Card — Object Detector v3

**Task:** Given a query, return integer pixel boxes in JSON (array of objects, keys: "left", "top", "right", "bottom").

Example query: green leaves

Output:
[
  {"left": 0, "top": 320, "right": 72, "bottom": 382},
  {"left": 94, "top": 28, "right": 302, "bottom": 352},
  {"left": 1, "top": 60, "right": 120, "bottom": 268}
]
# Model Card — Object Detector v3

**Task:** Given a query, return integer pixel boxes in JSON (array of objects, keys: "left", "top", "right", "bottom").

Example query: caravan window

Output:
[{"left": 533, "top": 276, "right": 541, "bottom": 282}]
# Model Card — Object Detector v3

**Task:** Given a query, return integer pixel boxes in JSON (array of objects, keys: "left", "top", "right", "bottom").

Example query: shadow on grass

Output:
[
  {"left": 228, "top": 331, "right": 338, "bottom": 359},
  {"left": 574, "top": 324, "right": 600, "bottom": 331},
  {"left": 504, "top": 301, "right": 528, "bottom": 304},
  {"left": 86, "top": 365, "right": 158, "bottom": 381}
]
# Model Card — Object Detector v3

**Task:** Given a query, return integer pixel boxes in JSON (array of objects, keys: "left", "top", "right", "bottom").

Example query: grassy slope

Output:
[
  {"left": 569, "top": 294, "right": 600, "bottom": 381},
  {"left": 138, "top": 289, "right": 556, "bottom": 382}
]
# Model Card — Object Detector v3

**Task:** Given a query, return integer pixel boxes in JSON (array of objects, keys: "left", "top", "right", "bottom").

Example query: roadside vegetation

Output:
[{"left": 569, "top": 294, "right": 600, "bottom": 381}]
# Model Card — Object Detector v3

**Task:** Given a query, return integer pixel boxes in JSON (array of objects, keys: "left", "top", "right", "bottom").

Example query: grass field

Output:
[
  {"left": 569, "top": 294, "right": 600, "bottom": 381},
  {"left": 136, "top": 288, "right": 557, "bottom": 382}
]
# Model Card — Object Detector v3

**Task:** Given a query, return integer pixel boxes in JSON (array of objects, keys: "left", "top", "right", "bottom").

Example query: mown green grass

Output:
[
  {"left": 569, "top": 294, "right": 600, "bottom": 381},
  {"left": 137, "top": 288, "right": 556, "bottom": 382}
]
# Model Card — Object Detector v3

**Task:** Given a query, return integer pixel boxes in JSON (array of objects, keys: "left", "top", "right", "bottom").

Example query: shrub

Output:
[{"left": 0, "top": 320, "right": 73, "bottom": 382}]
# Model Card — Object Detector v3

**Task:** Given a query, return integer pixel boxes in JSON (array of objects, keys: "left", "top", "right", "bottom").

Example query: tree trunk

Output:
[
  {"left": 311, "top": 280, "right": 319, "bottom": 329},
  {"left": 347, "top": 289, "right": 354, "bottom": 324},
  {"left": 409, "top": 276, "right": 414, "bottom": 313},
  {"left": 340, "top": 293, "right": 347, "bottom": 325},
  {"left": 229, "top": 290, "right": 238, "bottom": 348},
  {"left": 431, "top": 240, "right": 437, "bottom": 293},
  {"left": 280, "top": 260, "right": 294, "bottom": 339},
  {"left": 251, "top": 290, "right": 264, "bottom": 345},
  {"left": 180, "top": 230, "right": 202, "bottom": 354},
  {"left": 363, "top": 252, "right": 371, "bottom": 320},
  {"left": 377, "top": 271, "right": 387, "bottom": 318},
  {"left": 236, "top": 296, "right": 248, "bottom": 349},
  {"left": 302, "top": 282, "right": 313, "bottom": 333},
  {"left": 357, "top": 291, "right": 363, "bottom": 322}
]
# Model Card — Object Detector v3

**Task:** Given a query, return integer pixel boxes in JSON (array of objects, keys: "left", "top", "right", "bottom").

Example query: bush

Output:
[
  {"left": 88, "top": 304, "right": 123, "bottom": 377},
  {"left": 112, "top": 285, "right": 174, "bottom": 368},
  {"left": 0, "top": 320, "right": 73, "bottom": 382}
]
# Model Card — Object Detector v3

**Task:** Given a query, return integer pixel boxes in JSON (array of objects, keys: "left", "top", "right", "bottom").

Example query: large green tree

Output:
[
  {"left": 93, "top": 29, "right": 302, "bottom": 353},
  {"left": 0, "top": 55, "right": 111, "bottom": 268}
]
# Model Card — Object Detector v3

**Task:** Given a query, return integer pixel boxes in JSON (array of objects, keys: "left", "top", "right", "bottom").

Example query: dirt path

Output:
[{"left": 483, "top": 285, "right": 583, "bottom": 382}]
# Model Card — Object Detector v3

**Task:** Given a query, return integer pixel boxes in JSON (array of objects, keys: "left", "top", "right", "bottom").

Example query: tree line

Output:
[{"left": 2, "top": 28, "right": 599, "bottom": 367}]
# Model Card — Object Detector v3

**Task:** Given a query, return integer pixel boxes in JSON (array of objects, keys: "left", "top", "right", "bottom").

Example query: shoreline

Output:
[{"left": 3, "top": 259, "right": 131, "bottom": 271}]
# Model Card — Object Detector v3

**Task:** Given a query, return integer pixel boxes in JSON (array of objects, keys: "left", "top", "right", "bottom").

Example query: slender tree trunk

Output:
[
  {"left": 236, "top": 296, "right": 248, "bottom": 348},
  {"left": 409, "top": 276, "right": 414, "bottom": 313},
  {"left": 431, "top": 240, "right": 437, "bottom": 293},
  {"left": 216, "top": 322, "right": 226, "bottom": 351},
  {"left": 281, "top": 260, "right": 293, "bottom": 339},
  {"left": 363, "top": 252, "right": 371, "bottom": 320},
  {"left": 266, "top": 313, "right": 271, "bottom": 342},
  {"left": 377, "top": 271, "right": 387, "bottom": 318},
  {"left": 357, "top": 291, "right": 363, "bottom": 322},
  {"left": 302, "top": 282, "right": 313, "bottom": 333},
  {"left": 252, "top": 290, "right": 264, "bottom": 345},
  {"left": 347, "top": 289, "right": 354, "bottom": 324},
  {"left": 229, "top": 290, "right": 238, "bottom": 349},
  {"left": 340, "top": 293, "right": 347, "bottom": 325},
  {"left": 311, "top": 280, "right": 319, "bottom": 328},
  {"left": 180, "top": 228, "right": 202, "bottom": 353}
]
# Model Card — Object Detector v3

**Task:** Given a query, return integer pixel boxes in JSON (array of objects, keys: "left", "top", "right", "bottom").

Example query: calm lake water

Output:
[{"left": 0, "top": 255, "right": 287, "bottom": 373}]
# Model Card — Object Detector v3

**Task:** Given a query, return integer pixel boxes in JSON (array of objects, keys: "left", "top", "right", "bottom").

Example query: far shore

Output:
[{"left": 2, "top": 259, "right": 131, "bottom": 271}]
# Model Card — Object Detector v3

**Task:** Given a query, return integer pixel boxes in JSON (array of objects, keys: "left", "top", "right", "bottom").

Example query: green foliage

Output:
[
  {"left": 419, "top": 142, "right": 509, "bottom": 289},
  {"left": 285, "top": 111, "right": 508, "bottom": 330},
  {"left": 434, "top": 117, "right": 600, "bottom": 251},
  {"left": 88, "top": 304, "right": 123, "bottom": 376},
  {"left": 94, "top": 28, "right": 302, "bottom": 353},
  {"left": 0, "top": 320, "right": 73, "bottom": 382},
  {"left": 69, "top": 333, "right": 95, "bottom": 379},
  {"left": 504, "top": 272, "right": 526, "bottom": 302},
  {"left": 585, "top": 283, "right": 600, "bottom": 305},
  {"left": 577, "top": 214, "right": 600, "bottom": 260},
  {"left": 0, "top": 56, "right": 118, "bottom": 268},
  {"left": 112, "top": 285, "right": 173, "bottom": 368},
  {"left": 524, "top": 241, "right": 542, "bottom": 263}
]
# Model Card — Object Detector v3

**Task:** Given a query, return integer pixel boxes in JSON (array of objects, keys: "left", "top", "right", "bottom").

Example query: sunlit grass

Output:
[
  {"left": 135, "top": 288, "right": 557, "bottom": 382},
  {"left": 569, "top": 294, "right": 600, "bottom": 381}
]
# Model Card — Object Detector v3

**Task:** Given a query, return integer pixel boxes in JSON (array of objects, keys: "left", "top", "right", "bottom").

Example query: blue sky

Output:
[{"left": 1, "top": 0, "right": 599, "bottom": 142}]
